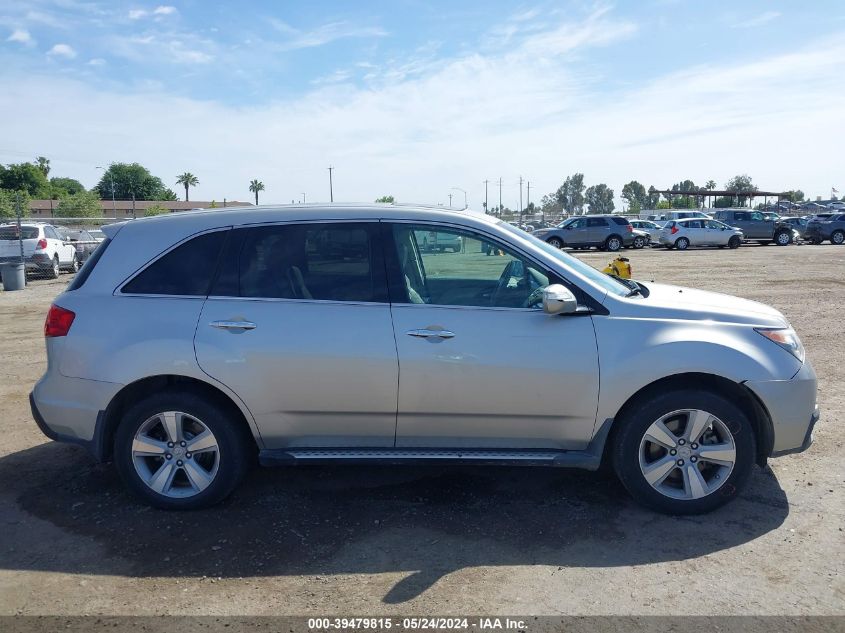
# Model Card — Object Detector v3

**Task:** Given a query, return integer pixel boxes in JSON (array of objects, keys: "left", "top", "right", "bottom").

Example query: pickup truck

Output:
[{"left": 712, "top": 209, "right": 794, "bottom": 246}]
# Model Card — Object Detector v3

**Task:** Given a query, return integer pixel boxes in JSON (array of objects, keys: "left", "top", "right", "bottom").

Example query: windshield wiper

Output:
[{"left": 625, "top": 281, "right": 648, "bottom": 298}]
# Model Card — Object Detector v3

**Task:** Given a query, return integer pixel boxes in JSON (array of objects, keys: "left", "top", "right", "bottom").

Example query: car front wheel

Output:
[
  {"left": 612, "top": 389, "right": 755, "bottom": 514},
  {"left": 114, "top": 390, "right": 251, "bottom": 510},
  {"left": 728, "top": 236, "right": 741, "bottom": 249}
]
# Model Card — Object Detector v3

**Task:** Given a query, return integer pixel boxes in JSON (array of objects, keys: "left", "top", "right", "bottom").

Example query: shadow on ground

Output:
[{"left": 1, "top": 442, "right": 789, "bottom": 602}]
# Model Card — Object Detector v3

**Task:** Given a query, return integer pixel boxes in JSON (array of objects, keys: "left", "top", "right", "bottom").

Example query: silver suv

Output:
[
  {"left": 531, "top": 215, "right": 635, "bottom": 251},
  {"left": 31, "top": 205, "right": 819, "bottom": 514}
]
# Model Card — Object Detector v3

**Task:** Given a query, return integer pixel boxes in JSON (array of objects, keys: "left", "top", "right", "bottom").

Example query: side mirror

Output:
[{"left": 542, "top": 284, "right": 578, "bottom": 315}]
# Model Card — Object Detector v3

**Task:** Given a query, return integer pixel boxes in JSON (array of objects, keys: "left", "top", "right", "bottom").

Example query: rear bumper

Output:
[
  {"left": 0, "top": 254, "right": 52, "bottom": 271},
  {"left": 745, "top": 360, "right": 819, "bottom": 457},
  {"left": 30, "top": 373, "right": 122, "bottom": 461}
]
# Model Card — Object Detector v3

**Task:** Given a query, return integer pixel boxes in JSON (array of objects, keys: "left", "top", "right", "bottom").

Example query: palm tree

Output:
[
  {"left": 249, "top": 179, "right": 265, "bottom": 205},
  {"left": 705, "top": 180, "right": 717, "bottom": 208},
  {"left": 176, "top": 172, "right": 199, "bottom": 202}
]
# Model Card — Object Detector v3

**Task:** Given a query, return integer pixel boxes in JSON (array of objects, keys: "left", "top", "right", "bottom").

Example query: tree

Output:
[
  {"left": 646, "top": 186, "right": 661, "bottom": 209},
  {"left": 585, "top": 183, "right": 615, "bottom": 214},
  {"left": 35, "top": 156, "right": 50, "bottom": 177},
  {"left": 49, "top": 177, "right": 85, "bottom": 198},
  {"left": 143, "top": 204, "right": 169, "bottom": 217},
  {"left": 0, "top": 190, "right": 31, "bottom": 219},
  {"left": 669, "top": 179, "right": 701, "bottom": 208},
  {"left": 656, "top": 200, "right": 671, "bottom": 209},
  {"left": 783, "top": 190, "right": 805, "bottom": 203},
  {"left": 93, "top": 163, "right": 173, "bottom": 201},
  {"left": 375, "top": 195, "right": 395, "bottom": 203},
  {"left": 554, "top": 173, "right": 586, "bottom": 214},
  {"left": 0, "top": 162, "right": 50, "bottom": 197},
  {"left": 725, "top": 174, "right": 757, "bottom": 207},
  {"left": 55, "top": 191, "right": 101, "bottom": 218},
  {"left": 175, "top": 172, "right": 199, "bottom": 202},
  {"left": 621, "top": 181, "right": 648, "bottom": 210},
  {"left": 249, "top": 179, "right": 265, "bottom": 205},
  {"left": 539, "top": 193, "right": 563, "bottom": 218}
]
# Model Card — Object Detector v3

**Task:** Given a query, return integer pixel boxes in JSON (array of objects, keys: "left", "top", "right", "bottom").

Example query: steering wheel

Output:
[{"left": 492, "top": 260, "right": 542, "bottom": 308}]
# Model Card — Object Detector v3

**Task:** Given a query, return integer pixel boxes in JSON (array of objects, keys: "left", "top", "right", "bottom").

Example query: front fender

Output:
[{"left": 592, "top": 316, "right": 802, "bottom": 427}]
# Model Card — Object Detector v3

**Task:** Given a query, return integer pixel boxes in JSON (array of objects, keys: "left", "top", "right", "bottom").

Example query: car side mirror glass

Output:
[{"left": 542, "top": 284, "right": 578, "bottom": 315}]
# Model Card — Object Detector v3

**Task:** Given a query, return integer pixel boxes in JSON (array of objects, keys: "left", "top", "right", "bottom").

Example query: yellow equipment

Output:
[{"left": 603, "top": 256, "right": 632, "bottom": 279}]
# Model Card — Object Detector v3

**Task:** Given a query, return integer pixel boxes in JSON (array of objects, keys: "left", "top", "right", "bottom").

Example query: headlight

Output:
[{"left": 755, "top": 327, "right": 805, "bottom": 363}]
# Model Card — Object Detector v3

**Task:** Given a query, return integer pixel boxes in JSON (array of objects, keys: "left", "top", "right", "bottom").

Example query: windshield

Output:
[
  {"left": 556, "top": 218, "right": 574, "bottom": 228},
  {"left": 498, "top": 221, "right": 631, "bottom": 298}
]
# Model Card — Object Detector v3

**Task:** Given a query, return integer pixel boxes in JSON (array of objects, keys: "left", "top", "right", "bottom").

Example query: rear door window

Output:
[
  {"left": 122, "top": 230, "right": 230, "bottom": 296},
  {"left": 212, "top": 222, "right": 387, "bottom": 303}
]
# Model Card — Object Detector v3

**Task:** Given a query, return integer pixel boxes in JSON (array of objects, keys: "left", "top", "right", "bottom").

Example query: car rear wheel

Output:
[
  {"left": 633, "top": 236, "right": 645, "bottom": 249},
  {"left": 674, "top": 237, "right": 690, "bottom": 250},
  {"left": 605, "top": 236, "right": 622, "bottom": 251},
  {"left": 612, "top": 389, "right": 755, "bottom": 514},
  {"left": 547, "top": 237, "right": 563, "bottom": 249},
  {"left": 728, "top": 236, "right": 741, "bottom": 249},
  {"left": 831, "top": 230, "right": 845, "bottom": 245},
  {"left": 114, "top": 390, "right": 251, "bottom": 510},
  {"left": 49, "top": 255, "right": 60, "bottom": 279},
  {"left": 69, "top": 254, "right": 79, "bottom": 272},
  {"left": 775, "top": 230, "right": 791, "bottom": 246}
]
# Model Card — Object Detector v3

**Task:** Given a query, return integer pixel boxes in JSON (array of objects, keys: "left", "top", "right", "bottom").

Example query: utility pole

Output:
[
  {"left": 302, "top": 192, "right": 306, "bottom": 204},
  {"left": 527, "top": 181, "right": 531, "bottom": 210},
  {"left": 448, "top": 193, "right": 453, "bottom": 207},
  {"left": 498, "top": 177, "right": 503, "bottom": 216},
  {"left": 519, "top": 176, "right": 523, "bottom": 223},
  {"left": 483, "top": 179, "right": 489, "bottom": 214},
  {"left": 327, "top": 166, "right": 334, "bottom": 202}
]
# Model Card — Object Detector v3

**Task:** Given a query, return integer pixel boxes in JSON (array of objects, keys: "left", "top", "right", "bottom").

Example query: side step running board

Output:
[{"left": 258, "top": 447, "right": 602, "bottom": 470}]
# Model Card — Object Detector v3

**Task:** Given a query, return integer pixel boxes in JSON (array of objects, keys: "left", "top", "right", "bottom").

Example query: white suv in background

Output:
[{"left": 0, "top": 222, "right": 79, "bottom": 278}]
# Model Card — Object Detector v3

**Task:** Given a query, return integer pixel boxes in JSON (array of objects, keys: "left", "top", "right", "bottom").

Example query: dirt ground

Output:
[{"left": 0, "top": 243, "right": 842, "bottom": 616}]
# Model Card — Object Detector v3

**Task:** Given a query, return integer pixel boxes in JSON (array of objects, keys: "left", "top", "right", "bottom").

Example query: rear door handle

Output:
[
  {"left": 210, "top": 320, "right": 257, "bottom": 331},
  {"left": 406, "top": 328, "right": 455, "bottom": 339}
]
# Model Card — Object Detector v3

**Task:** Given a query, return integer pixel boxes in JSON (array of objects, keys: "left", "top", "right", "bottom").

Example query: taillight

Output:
[
  {"left": 36, "top": 238, "right": 47, "bottom": 250},
  {"left": 671, "top": 225, "right": 679, "bottom": 234},
  {"left": 626, "top": 225, "right": 633, "bottom": 232},
  {"left": 45, "top": 304, "right": 75, "bottom": 337}
]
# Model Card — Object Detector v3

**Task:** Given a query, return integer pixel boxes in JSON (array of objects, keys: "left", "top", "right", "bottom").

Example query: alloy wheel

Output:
[
  {"left": 638, "top": 409, "right": 736, "bottom": 501},
  {"left": 132, "top": 411, "right": 220, "bottom": 498}
]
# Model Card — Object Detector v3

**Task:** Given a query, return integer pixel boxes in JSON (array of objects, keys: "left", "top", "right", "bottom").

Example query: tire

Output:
[
  {"left": 611, "top": 388, "right": 756, "bottom": 514},
  {"left": 831, "top": 230, "right": 845, "bottom": 245},
  {"left": 49, "top": 255, "right": 60, "bottom": 279},
  {"left": 547, "top": 237, "right": 563, "bottom": 249},
  {"left": 69, "top": 254, "right": 79, "bottom": 273},
  {"left": 674, "top": 237, "right": 690, "bottom": 250},
  {"left": 633, "top": 236, "right": 645, "bottom": 249},
  {"left": 728, "top": 236, "right": 741, "bottom": 249},
  {"left": 114, "top": 390, "right": 252, "bottom": 510},
  {"left": 605, "top": 235, "right": 622, "bottom": 252},
  {"left": 775, "top": 230, "right": 791, "bottom": 246}
]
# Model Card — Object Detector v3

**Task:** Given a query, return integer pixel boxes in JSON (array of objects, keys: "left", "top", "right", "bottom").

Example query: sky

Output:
[{"left": 1, "top": 0, "right": 844, "bottom": 209}]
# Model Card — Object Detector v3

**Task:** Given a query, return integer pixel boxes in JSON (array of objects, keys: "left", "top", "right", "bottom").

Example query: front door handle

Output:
[
  {"left": 406, "top": 328, "right": 455, "bottom": 339},
  {"left": 210, "top": 320, "right": 257, "bottom": 331}
]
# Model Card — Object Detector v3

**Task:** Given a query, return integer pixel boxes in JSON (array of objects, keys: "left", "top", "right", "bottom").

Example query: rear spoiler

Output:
[{"left": 101, "top": 222, "right": 127, "bottom": 239}]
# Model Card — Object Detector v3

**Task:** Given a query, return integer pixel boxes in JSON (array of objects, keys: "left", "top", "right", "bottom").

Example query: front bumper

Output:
[{"left": 745, "top": 360, "right": 819, "bottom": 457}]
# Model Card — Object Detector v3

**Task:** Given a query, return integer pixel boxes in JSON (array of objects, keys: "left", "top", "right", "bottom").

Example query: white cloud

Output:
[
  {"left": 268, "top": 19, "right": 388, "bottom": 51},
  {"left": 128, "top": 9, "right": 147, "bottom": 20},
  {"left": 7, "top": 28, "right": 34, "bottom": 46},
  {"left": 732, "top": 11, "right": 781, "bottom": 29},
  {"left": 87, "top": 57, "right": 106, "bottom": 66},
  {"left": 1, "top": 12, "right": 843, "bottom": 207},
  {"left": 47, "top": 43, "right": 77, "bottom": 58},
  {"left": 153, "top": 6, "right": 177, "bottom": 16}
]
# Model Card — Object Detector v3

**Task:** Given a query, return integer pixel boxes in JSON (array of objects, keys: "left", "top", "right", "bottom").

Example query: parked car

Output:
[
  {"left": 782, "top": 217, "right": 809, "bottom": 240},
  {"left": 760, "top": 211, "right": 782, "bottom": 222},
  {"left": 88, "top": 229, "right": 107, "bottom": 243},
  {"left": 804, "top": 213, "right": 845, "bottom": 245},
  {"left": 660, "top": 218, "right": 744, "bottom": 250},
  {"left": 62, "top": 229, "right": 100, "bottom": 264},
  {"left": 629, "top": 219, "right": 662, "bottom": 244},
  {"left": 827, "top": 202, "right": 845, "bottom": 211},
  {"left": 419, "top": 229, "right": 462, "bottom": 252},
  {"left": 646, "top": 210, "right": 712, "bottom": 222},
  {"left": 711, "top": 209, "right": 793, "bottom": 246},
  {"left": 627, "top": 229, "right": 649, "bottom": 249},
  {"left": 31, "top": 204, "right": 818, "bottom": 515},
  {"left": 0, "top": 222, "right": 78, "bottom": 278},
  {"left": 532, "top": 215, "right": 634, "bottom": 251}
]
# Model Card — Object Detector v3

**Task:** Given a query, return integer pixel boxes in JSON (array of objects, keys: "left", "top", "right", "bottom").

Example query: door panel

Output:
[
  {"left": 387, "top": 223, "right": 600, "bottom": 450},
  {"left": 194, "top": 221, "right": 399, "bottom": 448},
  {"left": 195, "top": 299, "right": 398, "bottom": 447}
]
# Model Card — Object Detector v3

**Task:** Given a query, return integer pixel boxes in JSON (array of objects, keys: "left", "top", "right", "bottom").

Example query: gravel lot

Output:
[{"left": 0, "top": 244, "right": 842, "bottom": 616}]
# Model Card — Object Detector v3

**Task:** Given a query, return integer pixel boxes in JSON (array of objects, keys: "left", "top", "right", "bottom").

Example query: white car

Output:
[
  {"left": 629, "top": 219, "right": 662, "bottom": 244},
  {"left": 660, "top": 218, "right": 744, "bottom": 250},
  {"left": 0, "top": 222, "right": 79, "bottom": 278}
]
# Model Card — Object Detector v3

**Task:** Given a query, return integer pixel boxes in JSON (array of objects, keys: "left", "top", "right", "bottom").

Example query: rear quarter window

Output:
[
  {"left": 610, "top": 217, "right": 629, "bottom": 225},
  {"left": 0, "top": 226, "right": 39, "bottom": 240},
  {"left": 121, "top": 230, "right": 229, "bottom": 296}
]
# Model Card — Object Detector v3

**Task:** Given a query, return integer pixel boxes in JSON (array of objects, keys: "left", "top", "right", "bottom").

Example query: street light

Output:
[
  {"left": 451, "top": 187, "right": 467, "bottom": 209},
  {"left": 96, "top": 166, "right": 116, "bottom": 217}
]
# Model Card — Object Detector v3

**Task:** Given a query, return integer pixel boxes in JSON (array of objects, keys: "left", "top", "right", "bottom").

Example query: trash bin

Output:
[{"left": 1, "top": 263, "right": 26, "bottom": 291}]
